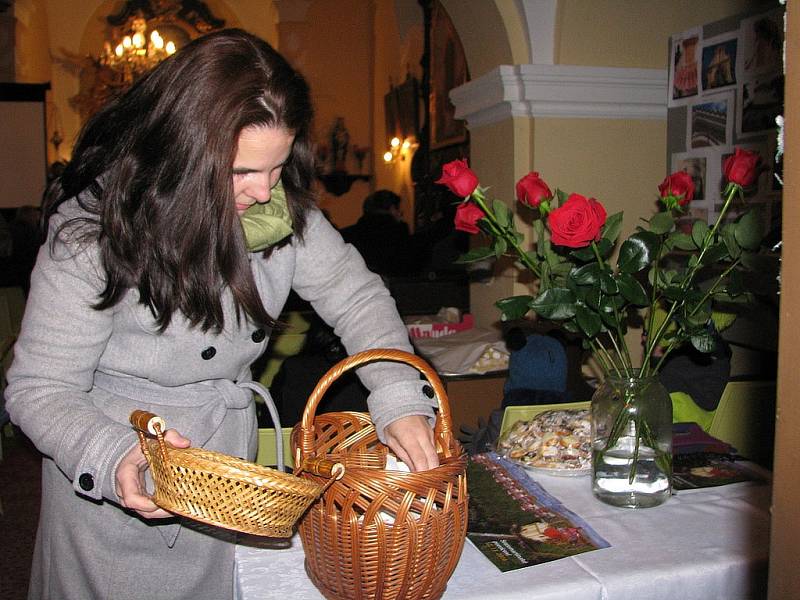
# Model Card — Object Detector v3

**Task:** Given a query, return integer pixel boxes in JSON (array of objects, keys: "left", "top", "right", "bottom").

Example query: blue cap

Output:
[{"left": 504, "top": 334, "right": 567, "bottom": 394}]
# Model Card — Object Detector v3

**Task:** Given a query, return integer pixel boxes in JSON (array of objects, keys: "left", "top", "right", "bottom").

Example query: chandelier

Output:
[{"left": 99, "top": 17, "right": 177, "bottom": 84}]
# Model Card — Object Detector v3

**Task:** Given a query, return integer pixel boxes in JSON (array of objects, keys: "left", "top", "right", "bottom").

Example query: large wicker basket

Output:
[
  {"left": 292, "top": 349, "right": 469, "bottom": 600},
  {"left": 130, "top": 411, "right": 343, "bottom": 537}
]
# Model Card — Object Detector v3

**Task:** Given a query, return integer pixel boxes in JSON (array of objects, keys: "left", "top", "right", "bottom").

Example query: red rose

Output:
[
  {"left": 436, "top": 159, "right": 479, "bottom": 197},
  {"left": 516, "top": 172, "right": 552, "bottom": 208},
  {"left": 547, "top": 193, "right": 607, "bottom": 248},
  {"left": 658, "top": 171, "right": 695, "bottom": 208},
  {"left": 454, "top": 201, "right": 485, "bottom": 234},
  {"left": 723, "top": 148, "right": 760, "bottom": 187}
]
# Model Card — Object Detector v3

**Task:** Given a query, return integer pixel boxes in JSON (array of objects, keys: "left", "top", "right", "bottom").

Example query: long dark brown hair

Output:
[{"left": 43, "top": 29, "right": 317, "bottom": 332}]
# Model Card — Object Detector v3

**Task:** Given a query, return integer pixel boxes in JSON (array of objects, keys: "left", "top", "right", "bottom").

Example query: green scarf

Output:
[{"left": 239, "top": 181, "right": 294, "bottom": 252}]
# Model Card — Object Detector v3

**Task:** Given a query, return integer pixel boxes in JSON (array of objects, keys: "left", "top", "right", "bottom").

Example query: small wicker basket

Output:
[
  {"left": 130, "top": 410, "right": 343, "bottom": 537},
  {"left": 293, "top": 349, "right": 469, "bottom": 600}
]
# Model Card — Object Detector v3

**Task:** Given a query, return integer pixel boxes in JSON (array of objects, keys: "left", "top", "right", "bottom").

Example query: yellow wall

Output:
[
  {"left": 277, "top": 0, "right": 374, "bottom": 228},
  {"left": 371, "top": 0, "right": 423, "bottom": 228},
  {"left": 556, "top": 0, "right": 768, "bottom": 68},
  {"left": 19, "top": 0, "right": 274, "bottom": 164},
  {"left": 441, "top": 0, "right": 511, "bottom": 78}
]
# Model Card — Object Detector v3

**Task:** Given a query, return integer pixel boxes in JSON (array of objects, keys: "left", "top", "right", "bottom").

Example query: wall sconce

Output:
[{"left": 383, "top": 136, "right": 418, "bottom": 163}]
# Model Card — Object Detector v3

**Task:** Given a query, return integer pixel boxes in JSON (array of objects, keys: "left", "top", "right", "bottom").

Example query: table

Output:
[{"left": 235, "top": 471, "right": 770, "bottom": 600}]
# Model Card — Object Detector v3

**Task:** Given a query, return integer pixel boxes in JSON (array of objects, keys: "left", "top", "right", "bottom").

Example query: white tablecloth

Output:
[{"left": 234, "top": 472, "right": 770, "bottom": 600}]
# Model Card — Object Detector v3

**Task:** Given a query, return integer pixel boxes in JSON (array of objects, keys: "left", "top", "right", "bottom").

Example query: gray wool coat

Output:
[{"left": 6, "top": 200, "right": 436, "bottom": 600}]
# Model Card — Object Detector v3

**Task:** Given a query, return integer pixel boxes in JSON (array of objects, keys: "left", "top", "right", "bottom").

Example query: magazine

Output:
[
  {"left": 672, "top": 452, "right": 768, "bottom": 490},
  {"left": 467, "top": 453, "right": 609, "bottom": 572}
]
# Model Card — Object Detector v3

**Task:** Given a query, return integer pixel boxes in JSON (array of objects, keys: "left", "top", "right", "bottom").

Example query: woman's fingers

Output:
[
  {"left": 115, "top": 429, "right": 191, "bottom": 520},
  {"left": 384, "top": 415, "right": 440, "bottom": 472}
]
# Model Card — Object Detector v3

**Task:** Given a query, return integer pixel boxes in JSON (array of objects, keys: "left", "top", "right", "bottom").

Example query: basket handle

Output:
[
  {"left": 297, "top": 349, "right": 456, "bottom": 464},
  {"left": 130, "top": 410, "right": 170, "bottom": 462}
]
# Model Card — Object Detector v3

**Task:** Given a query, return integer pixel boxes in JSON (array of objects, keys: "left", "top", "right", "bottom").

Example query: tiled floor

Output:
[{"left": 0, "top": 430, "right": 40, "bottom": 600}]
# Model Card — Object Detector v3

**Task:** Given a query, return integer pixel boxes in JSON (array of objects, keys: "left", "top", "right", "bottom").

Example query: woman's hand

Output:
[
  {"left": 115, "top": 429, "right": 191, "bottom": 519},
  {"left": 384, "top": 415, "right": 439, "bottom": 472}
]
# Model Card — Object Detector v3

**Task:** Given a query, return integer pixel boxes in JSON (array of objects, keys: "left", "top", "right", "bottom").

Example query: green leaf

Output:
[
  {"left": 492, "top": 199, "right": 512, "bottom": 228},
  {"left": 617, "top": 231, "right": 658, "bottom": 273},
  {"left": 602, "top": 212, "right": 624, "bottom": 243},
  {"left": 600, "top": 272, "right": 618, "bottom": 294},
  {"left": 699, "top": 243, "right": 730, "bottom": 266},
  {"left": 551, "top": 261, "right": 573, "bottom": 277},
  {"left": 585, "top": 286, "right": 602, "bottom": 310},
  {"left": 571, "top": 263, "right": 603, "bottom": 285},
  {"left": 455, "top": 246, "right": 495, "bottom": 264},
  {"left": 595, "top": 238, "right": 614, "bottom": 259},
  {"left": 555, "top": 188, "right": 569, "bottom": 206},
  {"left": 734, "top": 210, "right": 764, "bottom": 250},
  {"left": 721, "top": 223, "right": 741, "bottom": 259},
  {"left": 663, "top": 285, "right": 684, "bottom": 301},
  {"left": 570, "top": 247, "right": 595, "bottom": 262},
  {"left": 495, "top": 295, "right": 534, "bottom": 321},
  {"left": 493, "top": 237, "right": 508, "bottom": 258},
  {"left": 576, "top": 305, "right": 602, "bottom": 337},
  {"left": 618, "top": 273, "right": 649, "bottom": 306},
  {"left": 530, "top": 288, "right": 577, "bottom": 320},
  {"left": 649, "top": 212, "right": 675, "bottom": 235},
  {"left": 669, "top": 232, "right": 696, "bottom": 251},
  {"left": 686, "top": 307, "right": 712, "bottom": 328},
  {"left": 690, "top": 330, "right": 716, "bottom": 353},
  {"left": 599, "top": 307, "right": 619, "bottom": 329},
  {"left": 692, "top": 220, "right": 709, "bottom": 249},
  {"left": 725, "top": 269, "right": 745, "bottom": 297},
  {"left": 562, "top": 320, "right": 580, "bottom": 334}
]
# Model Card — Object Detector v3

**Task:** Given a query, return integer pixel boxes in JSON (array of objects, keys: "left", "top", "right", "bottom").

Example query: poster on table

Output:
[{"left": 668, "top": 7, "right": 784, "bottom": 228}]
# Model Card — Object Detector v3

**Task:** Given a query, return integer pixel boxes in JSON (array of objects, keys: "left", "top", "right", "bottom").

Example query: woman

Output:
[{"left": 6, "top": 29, "right": 438, "bottom": 599}]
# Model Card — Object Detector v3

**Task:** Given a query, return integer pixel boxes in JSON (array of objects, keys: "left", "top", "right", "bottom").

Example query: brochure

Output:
[
  {"left": 672, "top": 452, "right": 768, "bottom": 490},
  {"left": 467, "top": 453, "right": 610, "bottom": 572}
]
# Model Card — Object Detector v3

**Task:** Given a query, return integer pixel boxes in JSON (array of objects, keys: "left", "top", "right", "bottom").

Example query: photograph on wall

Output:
[
  {"left": 671, "top": 151, "right": 708, "bottom": 202},
  {"left": 701, "top": 35, "right": 738, "bottom": 92},
  {"left": 737, "top": 73, "right": 784, "bottom": 138},
  {"left": 738, "top": 9, "right": 784, "bottom": 79},
  {"left": 669, "top": 27, "right": 702, "bottom": 107},
  {"left": 675, "top": 206, "right": 709, "bottom": 235},
  {"left": 687, "top": 91, "right": 734, "bottom": 149}
]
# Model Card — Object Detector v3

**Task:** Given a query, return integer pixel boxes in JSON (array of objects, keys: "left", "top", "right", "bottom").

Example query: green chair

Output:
[
  {"left": 707, "top": 379, "right": 777, "bottom": 466},
  {"left": 255, "top": 428, "right": 295, "bottom": 469}
]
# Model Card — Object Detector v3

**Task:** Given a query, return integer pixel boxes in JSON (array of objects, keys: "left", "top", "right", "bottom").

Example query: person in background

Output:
[
  {"left": 340, "top": 189, "right": 418, "bottom": 276},
  {"left": 266, "top": 312, "right": 369, "bottom": 428},
  {"left": 5, "top": 29, "right": 438, "bottom": 600}
]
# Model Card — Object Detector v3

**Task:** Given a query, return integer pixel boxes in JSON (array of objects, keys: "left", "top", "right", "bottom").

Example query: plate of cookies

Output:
[{"left": 496, "top": 409, "right": 592, "bottom": 476}]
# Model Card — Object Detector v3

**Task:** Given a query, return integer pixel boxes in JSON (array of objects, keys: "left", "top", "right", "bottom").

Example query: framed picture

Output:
[{"left": 429, "top": 2, "right": 469, "bottom": 149}]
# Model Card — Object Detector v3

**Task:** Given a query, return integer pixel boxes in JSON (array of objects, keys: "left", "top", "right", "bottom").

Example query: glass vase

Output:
[{"left": 591, "top": 375, "right": 672, "bottom": 508}]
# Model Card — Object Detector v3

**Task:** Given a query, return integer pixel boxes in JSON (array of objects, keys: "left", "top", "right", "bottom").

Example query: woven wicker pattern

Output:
[
  {"left": 131, "top": 411, "right": 333, "bottom": 538},
  {"left": 293, "top": 349, "right": 468, "bottom": 600}
]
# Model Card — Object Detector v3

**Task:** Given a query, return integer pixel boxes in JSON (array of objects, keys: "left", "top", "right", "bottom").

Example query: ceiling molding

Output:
[{"left": 451, "top": 64, "right": 668, "bottom": 128}]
